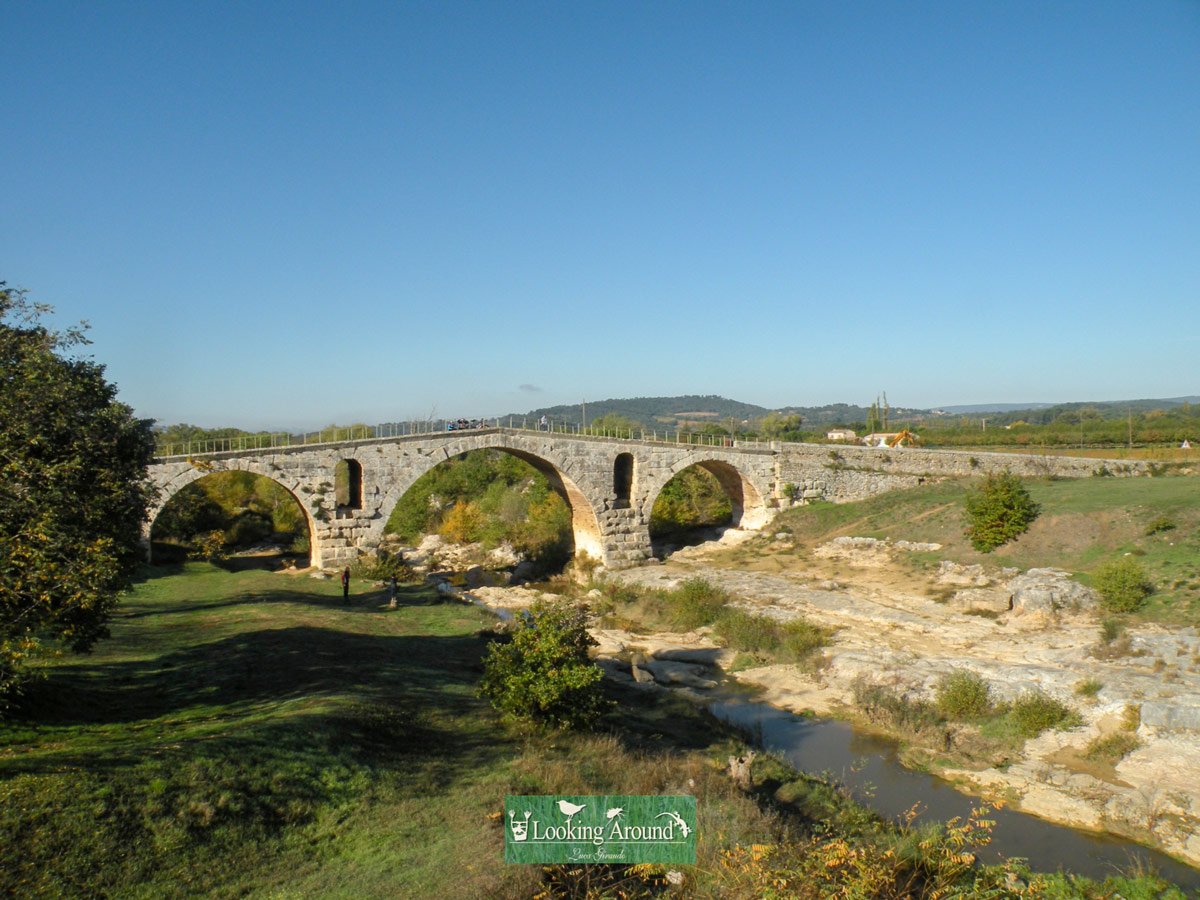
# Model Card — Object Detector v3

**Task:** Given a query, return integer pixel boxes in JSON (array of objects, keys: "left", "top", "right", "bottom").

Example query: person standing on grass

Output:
[
  {"left": 387, "top": 574, "right": 398, "bottom": 609},
  {"left": 341, "top": 567, "right": 350, "bottom": 603}
]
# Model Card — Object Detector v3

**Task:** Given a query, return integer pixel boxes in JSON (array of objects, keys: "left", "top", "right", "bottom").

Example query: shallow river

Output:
[{"left": 708, "top": 697, "right": 1200, "bottom": 889}]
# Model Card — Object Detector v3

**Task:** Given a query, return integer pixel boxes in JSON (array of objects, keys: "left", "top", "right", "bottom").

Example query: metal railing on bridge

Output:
[{"left": 155, "top": 419, "right": 778, "bottom": 458}]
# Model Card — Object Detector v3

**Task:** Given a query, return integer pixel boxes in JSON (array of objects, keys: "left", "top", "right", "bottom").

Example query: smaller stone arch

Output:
[
  {"left": 144, "top": 460, "right": 321, "bottom": 565},
  {"left": 646, "top": 455, "right": 772, "bottom": 533},
  {"left": 613, "top": 453, "right": 634, "bottom": 509}
]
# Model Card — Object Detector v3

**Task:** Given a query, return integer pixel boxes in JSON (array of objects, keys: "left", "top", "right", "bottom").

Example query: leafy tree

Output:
[
  {"left": 0, "top": 285, "right": 156, "bottom": 709},
  {"left": 1093, "top": 558, "right": 1153, "bottom": 613},
  {"left": 865, "top": 399, "right": 882, "bottom": 434},
  {"left": 757, "top": 412, "right": 803, "bottom": 439},
  {"left": 478, "top": 600, "right": 611, "bottom": 729},
  {"left": 963, "top": 470, "right": 1040, "bottom": 552}
]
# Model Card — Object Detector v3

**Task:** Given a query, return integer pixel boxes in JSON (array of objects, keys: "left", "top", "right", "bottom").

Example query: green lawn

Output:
[{"left": 0, "top": 564, "right": 782, "bottom": 898}]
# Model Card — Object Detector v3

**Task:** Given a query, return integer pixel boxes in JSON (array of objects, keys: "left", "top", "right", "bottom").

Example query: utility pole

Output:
[
  {"left": 582, "top": 399, "right": 587, "bottom": 430},
  {"left": 1128, "top": 407, "right": 1133, "bottom": 449}
]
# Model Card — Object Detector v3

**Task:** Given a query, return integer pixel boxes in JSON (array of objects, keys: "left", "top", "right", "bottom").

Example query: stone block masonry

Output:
[{"left": 147, "top": 430, "right": 1147, "bottom": 571}]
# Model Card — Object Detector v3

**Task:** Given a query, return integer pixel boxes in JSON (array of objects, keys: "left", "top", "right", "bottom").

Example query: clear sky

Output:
[{"left": 3, "top": 1, "right": 1198, "bottom": 429}]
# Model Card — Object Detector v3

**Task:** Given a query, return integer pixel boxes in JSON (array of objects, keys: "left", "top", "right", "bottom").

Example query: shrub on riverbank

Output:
[
  {"left": 935, "top": 670, "right": 993, "bottom": 720},
  {"left": 1094, "top": 558, "right": 1154, "bottom": 613},
  {"left": 478, "top": 599, "right": 611, "bottom": 729}
]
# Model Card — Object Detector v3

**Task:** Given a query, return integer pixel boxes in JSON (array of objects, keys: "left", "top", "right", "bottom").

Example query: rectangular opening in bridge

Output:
[
  {"left": 335, "top": 459, "right": 363, "bottom": 510},
  {"left": 613, "top": 452, "right": 633, "bottom": 509}
]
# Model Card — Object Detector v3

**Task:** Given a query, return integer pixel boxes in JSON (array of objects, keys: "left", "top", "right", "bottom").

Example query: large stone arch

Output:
[
  {"left": 642, "top": 453, "right": 774, "bottom": 532},
  {"left": 144, "top": 461, "right": 319, "bottom": 563},
  {"left": 364, "top": 441, "right": 607, "bottom": 562}
]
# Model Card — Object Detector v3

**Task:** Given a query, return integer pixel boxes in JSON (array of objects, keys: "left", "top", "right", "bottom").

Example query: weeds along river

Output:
[{"left": 707, "top": 696, "right": 1200, "bottom": 889}]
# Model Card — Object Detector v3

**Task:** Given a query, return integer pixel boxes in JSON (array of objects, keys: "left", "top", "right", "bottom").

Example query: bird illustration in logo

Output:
[
  {"left": 655, "top": 810, "right": 691, "bottom": 837},
  {"left": 557, "top": 800, "right": 587, "bottom": 824}
]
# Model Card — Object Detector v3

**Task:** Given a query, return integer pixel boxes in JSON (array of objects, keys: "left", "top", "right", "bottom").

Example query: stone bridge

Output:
[{"left": 146, "top": 427, "right": 1146, "bottom": 570}]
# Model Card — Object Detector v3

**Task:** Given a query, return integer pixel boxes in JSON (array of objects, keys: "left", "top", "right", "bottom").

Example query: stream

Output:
[{"left": 708, "top": 696, "right": 1200, "bottom": 888}]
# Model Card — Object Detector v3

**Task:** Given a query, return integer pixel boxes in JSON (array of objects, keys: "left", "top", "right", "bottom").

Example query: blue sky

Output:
[{"left": 4, "top": 1, "right": 1197, "bottom": 429}]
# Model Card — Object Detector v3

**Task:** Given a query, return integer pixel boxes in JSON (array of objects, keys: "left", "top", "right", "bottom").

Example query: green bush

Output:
[
  {"left": 1007, "top": 690, "right": 1080, "bottom": 738},
  {"left": 935, "top": 670, "right": 992, "bottom": 720},
  {"left": 852, "top": 677, "right": 943, "bottom": 735},
  {"left": 478, "top": 600, "right": 611, "bottom": 730},
  {"left": 777, "top": 620, "right": 827, "bottom": 662},
  {"left": 1093, "top": 558, "right": 1153, "bottom": 613},
  {"left": 1085, "top": 732, "right": 1140, "bottom": 763},
  {"left": 963, "top": 470, "right": 1040, "bottom": 552},
  {"left": 714, "top": 609, "right": 778, "bottom": 654},
  {"left": 350, "top": 552, "right": 416, "bottom": 582},
  {"left": 1145, "top": 516, "right": 1176, "bottom": 536},
  {"left": 713, "top": 609, "right": 827, "bottom": 664},
  {"left": 669, "top": 578, "right": 728, "bottom": 629}
]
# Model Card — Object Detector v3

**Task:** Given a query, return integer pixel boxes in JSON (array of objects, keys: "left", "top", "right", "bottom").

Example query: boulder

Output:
[
  {"left": 937, "top": 561, "right": 992, "bottom": 587},
  {"left": 1008, "top": 569, "right": 1096, "bottom": 618}
]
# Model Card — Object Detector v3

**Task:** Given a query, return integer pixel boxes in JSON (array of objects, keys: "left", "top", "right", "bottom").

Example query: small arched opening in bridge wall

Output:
[
  {"left": 647, "top": 459, "right": 769, "bottom": 558},
  {"left": 374, "top": 448, "right": 606, "bottom": 576},
  {"left": 335, "top": 459, "right": 363, "bottom": 515},
  {"left": 613, "top": 453, "right": 634, "bottom": 509},
  {"left": 146, "top": 468, "right": 315, "bottom": 568}
]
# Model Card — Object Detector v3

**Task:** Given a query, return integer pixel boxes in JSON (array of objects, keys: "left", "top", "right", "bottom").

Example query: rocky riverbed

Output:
[{"left": 468, "top": 534, "right": 1200, "bottom": 869}]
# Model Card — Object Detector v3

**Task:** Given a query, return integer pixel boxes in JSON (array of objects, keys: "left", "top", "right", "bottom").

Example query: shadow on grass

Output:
[
  {"left": 10, "top": 624, "right": 492, "bottom": 738},
  {"left": 118, "top": 581, "right": 444, "bottom": 619},
  {"left": 0, "top": 625, "right": 508, "bottom": 897}
]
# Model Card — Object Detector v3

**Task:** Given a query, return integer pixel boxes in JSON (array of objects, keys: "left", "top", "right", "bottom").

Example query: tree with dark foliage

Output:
[{"left": 0, "top": 284, "right": 156, "bottom": 709}]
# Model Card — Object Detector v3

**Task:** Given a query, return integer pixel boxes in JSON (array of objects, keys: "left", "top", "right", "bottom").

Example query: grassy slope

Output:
[{"left": 767, "top": 474, "right": 1200, "bottom": 624}]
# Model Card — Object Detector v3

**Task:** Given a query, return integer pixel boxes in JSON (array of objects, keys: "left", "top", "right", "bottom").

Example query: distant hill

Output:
[
  {"left": 505, "top": 395, "right": 773, "bottom": 430},
  {"left": 503, "top": 394, "right": 1200, "bottom": 432},
  {"left": 506, "top": 395, "right": 919, "bottom": 430}
]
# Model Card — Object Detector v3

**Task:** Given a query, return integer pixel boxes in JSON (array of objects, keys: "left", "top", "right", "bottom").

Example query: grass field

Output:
[
  {"left": 0, "top": 564, "right": 799, "bottom": 898},
  {"left": 2, "top": 563, "right": 1192, "bottom": 897}
]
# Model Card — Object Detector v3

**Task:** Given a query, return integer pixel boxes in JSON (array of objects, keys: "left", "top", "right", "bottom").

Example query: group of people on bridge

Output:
[{"left": 445, "top": 418, "right": 486, "bottom": 431}]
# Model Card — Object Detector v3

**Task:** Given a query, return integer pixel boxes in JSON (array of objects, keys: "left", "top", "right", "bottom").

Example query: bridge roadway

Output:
[{"left": 147, "top": 426, "right": 1144, "bottom": 570}]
